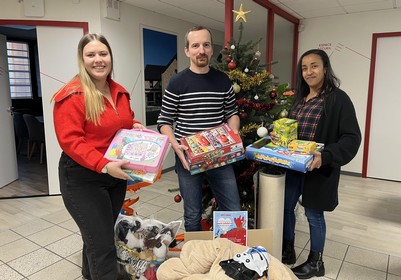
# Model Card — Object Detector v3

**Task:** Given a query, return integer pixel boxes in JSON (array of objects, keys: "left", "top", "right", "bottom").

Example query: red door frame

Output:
[{"left": 362, "top": 31, "right": 401, "bottom": 177}]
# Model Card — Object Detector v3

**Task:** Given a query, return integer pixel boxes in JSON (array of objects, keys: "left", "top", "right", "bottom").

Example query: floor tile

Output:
[
  {"left": 337, "top": 262, "right": 386, "bottom": 280},
  {"left": 0, "top": 229, "right": 21, "bottom": 247},
  {"left": 155, "top": 210, "right": 183, "bottom": 225},
  {"left": 0, "top": 238, "right": 40, "bottom": 262},
  {"left": 45, "top": 233, "right": 82, "bottom": 258},
  {"left": 41, "top": 209, "right": 72, "bottom": 225},
  {"left": 294, "top": 230, "right": 310, "bottom": 249},
  {"left": 321, "top": 255, "right": 342, "bottom": 280},
  {"left": 146, "top": 194, "right": 176, "bottom": 208},
  {"left": 11, "top": 218, "right": 53, "bottom": 237},
  {"left": 166, "top": 199, "right": 184, "bottom": 213},
  {"left": 26, "top": 225, "right": 73, "bottom": 247},
  {"left": 345, "top": 246, "right": 388, "bottom": 272},
  {"left": 0, "top": 263, "right": 24, "bottom": 280},
  {"left": 66, "top": 251, "right": 82, "bottom": 267},
  {"left": 134, "top": 202, "right": 163, "bottom": 218},
  {"left": 324, "top": 239, "right": 348, "bottom": 260},
  {"left": 389, "top": 255, "right": 401, "bottom": 276},
  {"left": 58, "top": 218, "right": 80, "bottom": 233},
  {"left": 2, "top": 172, "right": 401, "bottom": 280},
  {"left": 7, "top": 248, "right": 62, "bottom": 277},
  {"left": 132, "top": 189, "right": 161, "bottom": 203},
  {"left": 27, "top": 259, "right": 81, "bottom": 280}
]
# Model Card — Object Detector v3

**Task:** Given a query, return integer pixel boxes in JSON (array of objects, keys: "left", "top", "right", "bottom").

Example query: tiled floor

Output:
[{"left": 0, "top": 171, "right": 401, "bottom": 280}]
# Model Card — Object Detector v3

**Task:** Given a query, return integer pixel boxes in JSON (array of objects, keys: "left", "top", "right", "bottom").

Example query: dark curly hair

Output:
[{"left": 293, "top": 49, "right": 340, "bottom": 106}]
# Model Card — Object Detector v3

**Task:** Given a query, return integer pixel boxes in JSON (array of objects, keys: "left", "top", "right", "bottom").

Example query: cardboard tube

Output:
[{"left": 257, "top": 171, "right": 286, "bottom": 260}]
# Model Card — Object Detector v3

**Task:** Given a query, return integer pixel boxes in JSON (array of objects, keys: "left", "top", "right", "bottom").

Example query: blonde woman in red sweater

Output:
[{"left": 52, "top": 33, "right": 143, "bottom": 280}]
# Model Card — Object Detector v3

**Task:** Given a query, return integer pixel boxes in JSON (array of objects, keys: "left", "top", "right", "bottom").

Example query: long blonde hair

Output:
[{"left": 76, "top": 33, "right": 114, "bottom": 125}]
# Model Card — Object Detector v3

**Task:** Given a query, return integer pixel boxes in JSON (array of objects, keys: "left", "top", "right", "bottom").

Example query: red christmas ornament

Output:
[
  {"left": 225, "top": 55, "right": 232, "bottom": 62},
  {"left": 269, "top": 90, "right": 277, "bottom": 99},
  {"left": 228, "top": 61, "right": 237, "bottom": 70},
  {"left": 174, "top": 194, "right": 182, "bottom": 203},
  {"left": 239, "top": 111, "right": 248, "bottom": 119}
]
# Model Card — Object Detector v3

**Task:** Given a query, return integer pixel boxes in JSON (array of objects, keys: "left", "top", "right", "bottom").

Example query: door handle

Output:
[{"left": 7, "top": 106, "right": 15, "bottom": 115}]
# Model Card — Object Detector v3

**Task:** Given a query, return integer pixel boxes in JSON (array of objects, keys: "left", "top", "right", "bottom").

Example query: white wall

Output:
[
  {"left": 0, "top": 0, "right": 223, "bottom": 193},
  {"left": 298, "top": 8, "right": 401, "bottom": 174},
  {"left": 0, "top": 0, "right": 102, "bottom": 30}
]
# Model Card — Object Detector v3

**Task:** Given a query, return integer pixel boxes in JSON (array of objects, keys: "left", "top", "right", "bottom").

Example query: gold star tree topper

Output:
[{"left": 232, "top": 3, "right": 251, "bottom": 22}]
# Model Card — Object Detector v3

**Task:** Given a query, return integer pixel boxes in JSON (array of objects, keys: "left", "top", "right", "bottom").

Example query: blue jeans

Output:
[
  {"left": 175, "top": 155, "right": 241, "bottom": 231},
  {"left": 283, "top": 171, "right": 326, "bottom": 252},
  {"left": 59, "top": 153, "right": 127, "bottom": 280}
]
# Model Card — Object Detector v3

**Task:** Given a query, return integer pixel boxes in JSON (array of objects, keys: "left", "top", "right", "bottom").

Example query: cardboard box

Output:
[
  {"left": 105, "top": 129, "right": 170, "bottom": 173},
  {"left": 273, "top": 118, "right": 297, "bottom": 147},
  {"left": 245, "top": 137, "right": 323, "bottom": 173},
  {"left": 180, "top": 124, "right": 244, "bottom": 174},
  {"left": 185, "top": 229, "right": 273, "bottom": 254}
]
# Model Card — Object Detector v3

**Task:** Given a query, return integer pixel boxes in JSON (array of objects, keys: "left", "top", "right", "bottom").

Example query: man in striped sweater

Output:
[{"left": 157, "top": 26, "right": 241, "bottom": 232}]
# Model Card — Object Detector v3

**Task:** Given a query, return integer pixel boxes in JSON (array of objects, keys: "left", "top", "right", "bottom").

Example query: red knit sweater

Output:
[{"left": 53, "top": 77, "right": 141, "bottom": 173}]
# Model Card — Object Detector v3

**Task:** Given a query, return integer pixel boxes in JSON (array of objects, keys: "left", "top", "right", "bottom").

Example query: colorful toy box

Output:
[
  {"left": 288, "top": 140, "right": 317, "bottom": 154},
  {"left": 245, "top": 137, "right": 324, "bottom": 173},
  {"left": 105, "top": 129, "right": 170, "bottom": 173},
  {"left": 180, "top": 123, "right": 244, "bottom": 175},
  {"left": 273, "top": 118, "right": 297, "bottom": 147}
]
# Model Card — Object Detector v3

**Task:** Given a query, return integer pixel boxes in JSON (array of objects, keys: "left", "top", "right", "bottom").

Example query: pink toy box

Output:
[{"left": 105, "top": 129, "right": 169, "bottom": 173}]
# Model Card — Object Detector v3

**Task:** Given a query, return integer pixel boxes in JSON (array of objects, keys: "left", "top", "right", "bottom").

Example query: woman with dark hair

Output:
[
  {"left": 280, "top": 49, "right": 361, "bottom": 279},
  {"left": 52, "top": 33, "right": 144, "bottom": 280}
]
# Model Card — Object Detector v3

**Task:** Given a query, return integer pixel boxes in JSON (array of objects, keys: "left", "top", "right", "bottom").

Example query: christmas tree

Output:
[{"left": 201, "top": 4, "right": 294, "bottom": 229}]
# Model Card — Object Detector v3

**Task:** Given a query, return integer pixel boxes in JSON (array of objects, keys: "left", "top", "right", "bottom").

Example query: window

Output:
[
  {"left": 143, "top": 28, "right": 177, "bottom": 126},
  {"left": 7, "top": 41, "right": 33, "bottom": 99}
]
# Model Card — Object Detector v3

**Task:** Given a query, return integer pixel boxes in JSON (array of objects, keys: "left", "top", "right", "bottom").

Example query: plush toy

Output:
[
  {"left": 152, "top": 227, "right": 174, "bottom": 261},
  {"left": 156, "top": 238, "right": 299, "bottom": 280},
  {"left": 116, "top": 216, "right": 145, "bottom": 251},
  {"left": 220, "top": 246, "right": 271, "bottom": 280},
  {"left": 115, "top": 214, "right": 181, "bottom": 278}
]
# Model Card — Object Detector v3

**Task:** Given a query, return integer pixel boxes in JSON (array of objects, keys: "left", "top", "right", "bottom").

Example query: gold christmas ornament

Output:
[
  {"left": 279, "top": 109, "right": 289, "bottom": 118},
  {"left": 239, "top": 123, "right": 259, "bottom": 137},
  {"left": 232, "top": 3, "right": 251, "bottom": 22},
  {"left": 233, "top": 82, "right": 241, "bottom": 93}
]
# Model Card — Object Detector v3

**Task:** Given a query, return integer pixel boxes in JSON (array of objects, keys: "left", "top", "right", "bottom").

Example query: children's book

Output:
[{"left": 213, "top": 211, "right": 248, "bottom": 246}]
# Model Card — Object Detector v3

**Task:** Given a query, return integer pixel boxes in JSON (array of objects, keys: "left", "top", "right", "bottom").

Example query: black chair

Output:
[
  {"left": 12, "top": 112, "right": 30, "bottom": 155},
  {"left": 23, "top": 114, "right": 46, "bottom": 164}
]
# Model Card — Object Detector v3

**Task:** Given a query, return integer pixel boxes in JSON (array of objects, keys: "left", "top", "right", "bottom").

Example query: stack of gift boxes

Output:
[{"left": 245, "top": 118, "right": 323, "bottom": 172}]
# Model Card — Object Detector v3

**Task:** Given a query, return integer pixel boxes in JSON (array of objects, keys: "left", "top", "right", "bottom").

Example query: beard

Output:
[{"left": 194, "top": 55, "right": 209, "bottom": 67}]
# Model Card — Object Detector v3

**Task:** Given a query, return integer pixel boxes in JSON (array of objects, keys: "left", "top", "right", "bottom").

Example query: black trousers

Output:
[{"left": 59, "top": 153, "right": 126, "bottom": 280}]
